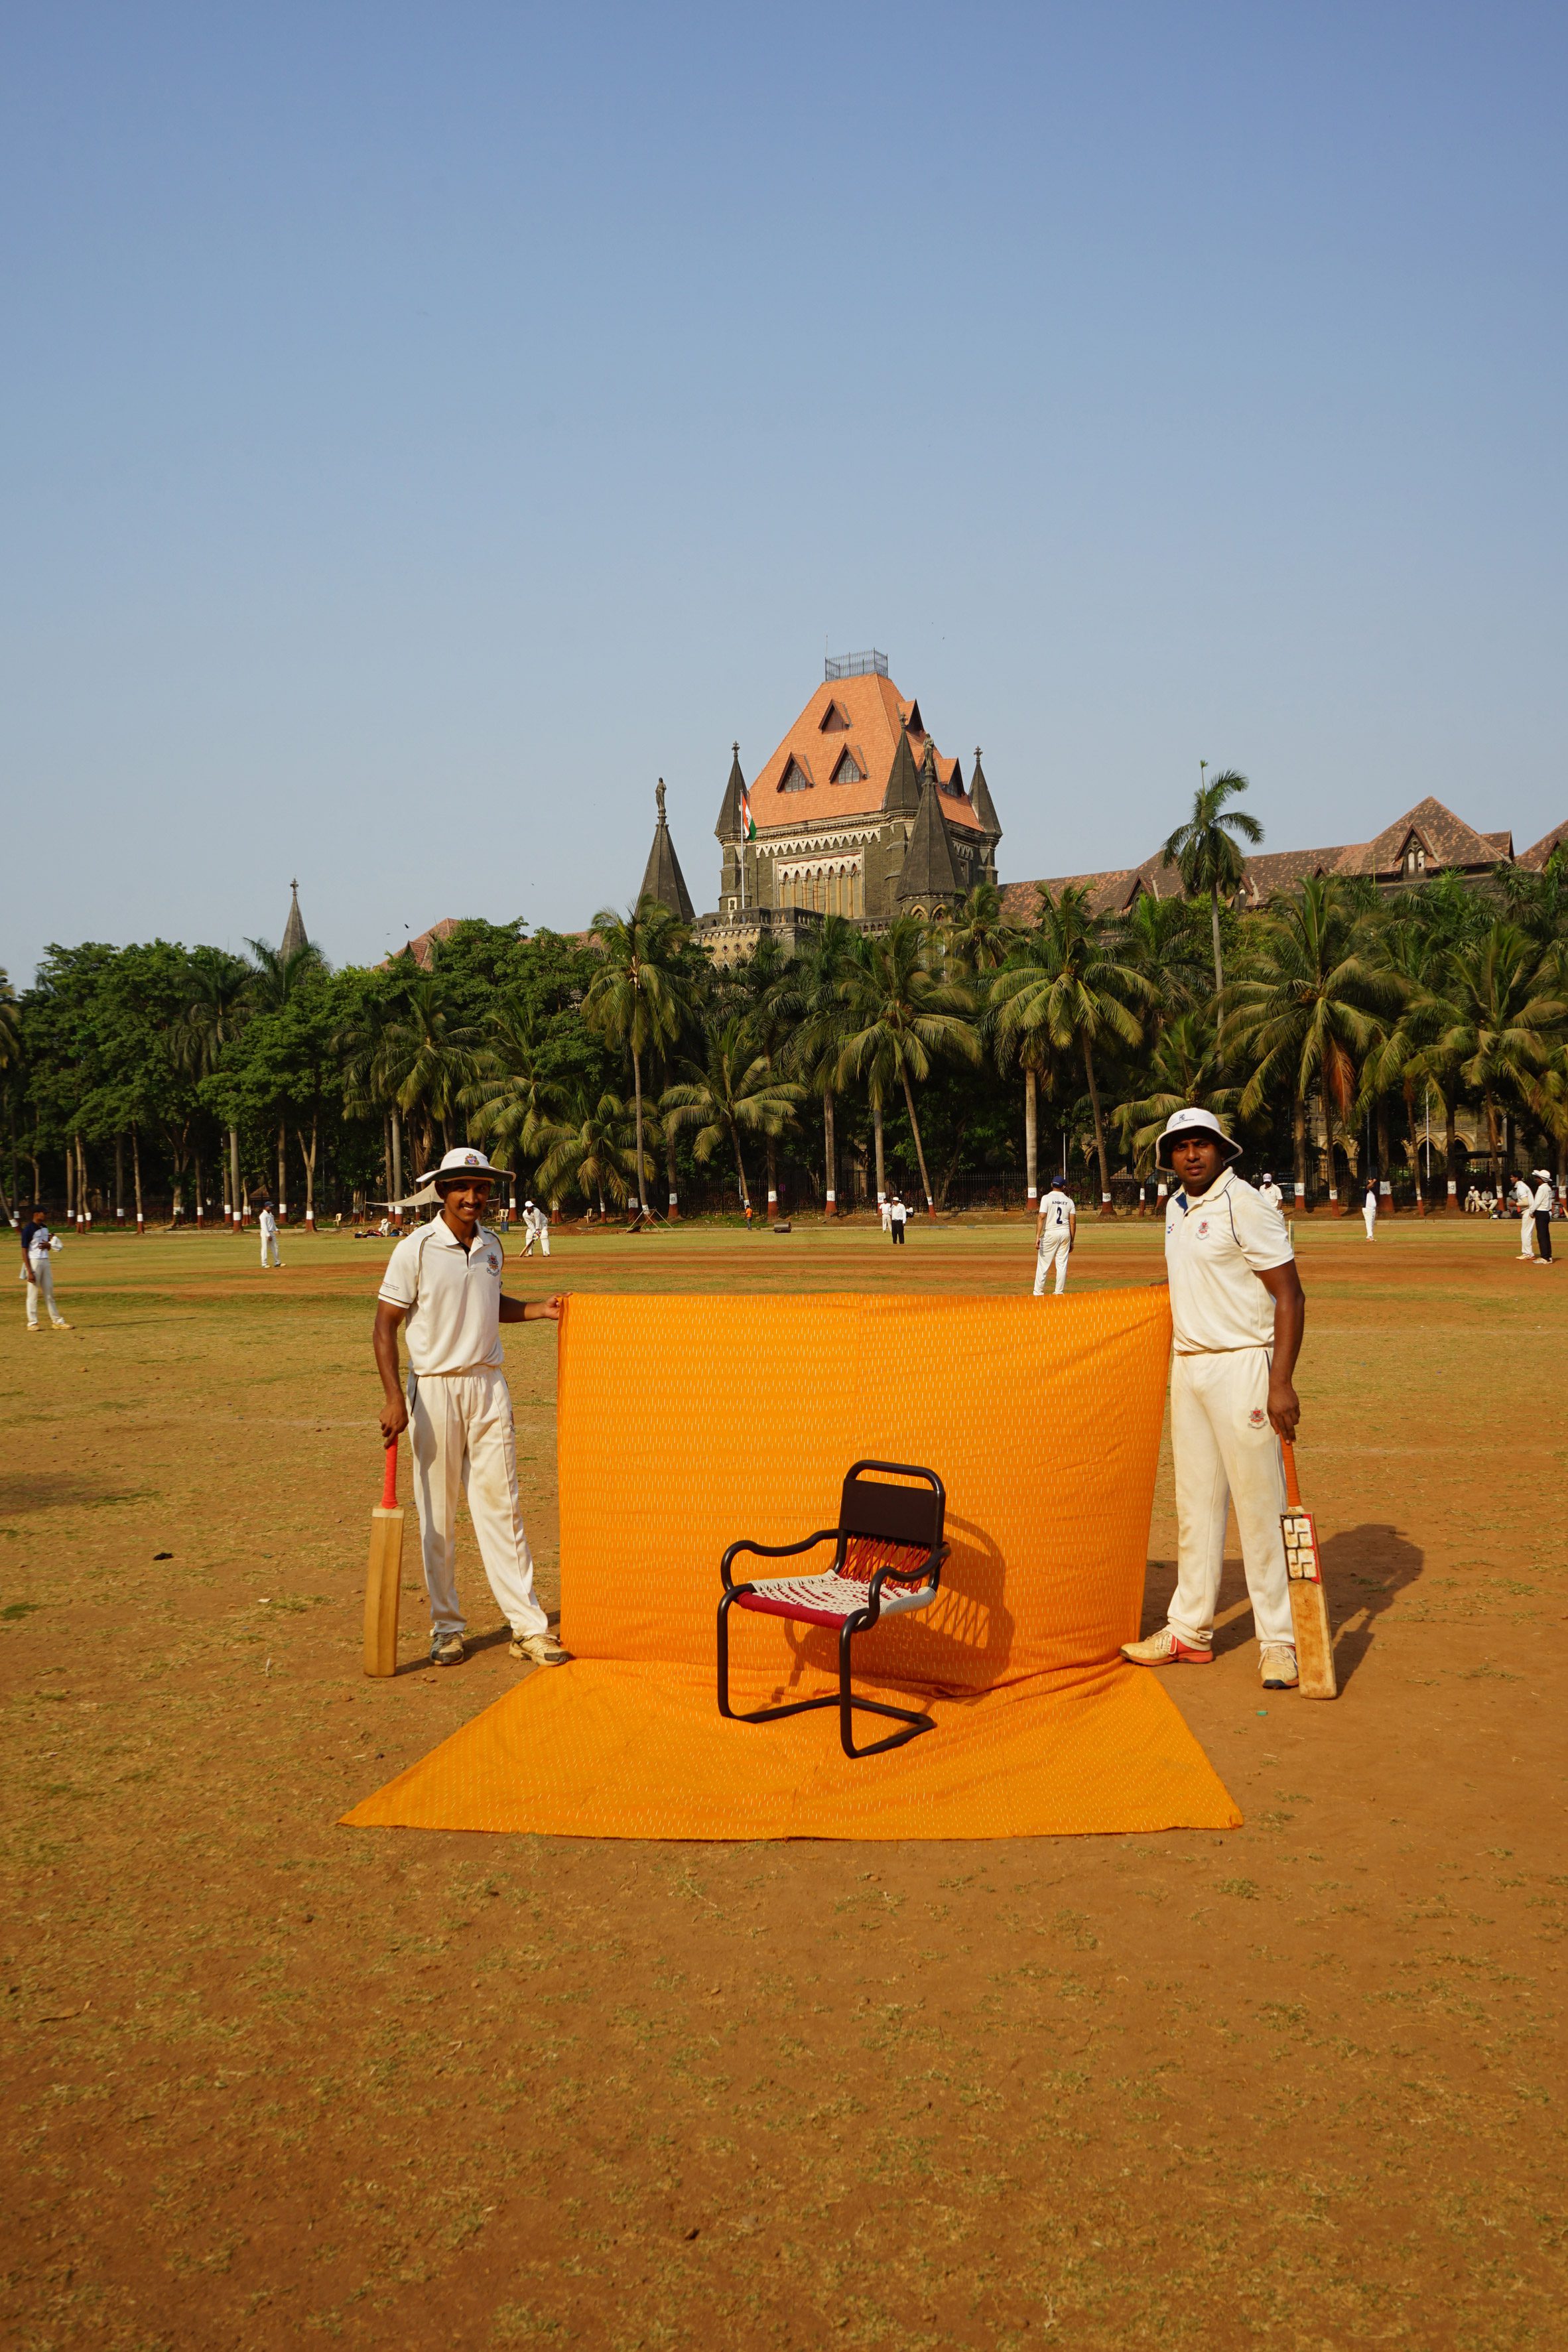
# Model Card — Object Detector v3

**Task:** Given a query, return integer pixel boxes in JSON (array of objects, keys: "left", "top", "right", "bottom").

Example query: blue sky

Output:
[{"left": 3, "top": 2, "right": 1565, "bottom": 982}]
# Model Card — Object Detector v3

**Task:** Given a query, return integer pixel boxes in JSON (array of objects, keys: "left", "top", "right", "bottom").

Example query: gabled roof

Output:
[
  {"left": 897, "top": 769, "right": 962, "bottom": 901},
  {"left": 1520, "top": 818, "right": 1568, "bottom": 871},
  {"left": 745, "top": 671, "right": 990, "bottom": 834},
  {"left": 1333, "top": 797, "right": 1508, "bottom": 878},
  {"left": 402, "top": 917, "right": 458, "bottom": 970}
]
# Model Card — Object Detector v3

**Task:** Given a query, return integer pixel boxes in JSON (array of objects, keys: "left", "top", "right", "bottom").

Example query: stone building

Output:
[{"left": 632, "top": 653, "right": 1000, "bottom": 962}]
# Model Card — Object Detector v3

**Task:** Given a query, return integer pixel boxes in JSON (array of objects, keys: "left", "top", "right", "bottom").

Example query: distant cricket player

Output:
[
  {"left": 1122, "top": 1108, "right": 1306, "bottom": 1691},
  {"left": 20, "top": 1207, "right": 70, "bottom": 1331},
  {"left": 1033, "top": 1180, "right": 1076, "bottom": 1295},
  {"left": 259, "top": 1198, "right": 282, "bottom": 1268},
  {"left": 373, "top": 1146, "right": 570, "bottom": 1669}
]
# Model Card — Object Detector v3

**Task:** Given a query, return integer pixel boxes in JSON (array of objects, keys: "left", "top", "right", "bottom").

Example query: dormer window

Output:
[
  {"left": 1402, "top": 837, "right": 1427, "bottom": 877},
  {"left": 781, "top": 758, "right": 813, "bottom": 793},
  {"left": 831, "top": 750, "right": 864, "bottom": 784},
  {"left": 818, "top": 701, "right": 851, "bottom": 733}
]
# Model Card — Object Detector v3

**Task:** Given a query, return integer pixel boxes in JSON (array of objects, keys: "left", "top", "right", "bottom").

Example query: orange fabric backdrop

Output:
[{"left": 344, "top": 1287, "right": 1241, "bottom": 1841}]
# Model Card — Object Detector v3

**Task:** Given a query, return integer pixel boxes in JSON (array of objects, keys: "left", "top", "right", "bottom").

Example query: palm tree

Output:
[
  {"left": 1413, "top": 923, "right": 1565, "bottom": 1190},
  {"left": 461, "top": 995, "right": 563, "bottom": 1193},
  {"left": 779, "top": 917, "right": 859, "bottom": 1213},
  {"left": 1160, "top": 766, "right": 1262, "bottom": 1000},
  {"left": 662, "top": 1018, "right": 805, "bottom": 1217},
  {"left": 533, "top": 1090, "right": 639, "bottom": 1218},
  {"left": 989, "top": 887, "right": 1151, "bottom": 1212},
  {"left": 990, "top": 929, "right": 1065, "bottom": 1207},
  {"left": 584, "top": 897, "right": 694, "bottom": 1218},
  {"left": 244, "top": 934, "right": 330, "bottom": 1212},
  {"left": 377, "top": 979, "right": 484, "bottom": 1177},
  {"left": 835, "top": 918, "right": 980, "bottom": 1216},
  {"left": 176, "top": 949, "right": 252, "bottom": 1226},
  {"left": 938, "top": 881, "right": 1012, "bottom": 984},
  {"left": 1115, "top": 1012, "right": 1239, "bottom": 1178},
  {"left": 1226, "top": 876, "right": 1394, "bottom": 1209}
]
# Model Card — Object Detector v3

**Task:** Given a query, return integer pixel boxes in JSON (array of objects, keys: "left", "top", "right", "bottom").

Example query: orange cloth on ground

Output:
[{"left": 344, "top": 1289, "right": 1241, "bottom": 1840}]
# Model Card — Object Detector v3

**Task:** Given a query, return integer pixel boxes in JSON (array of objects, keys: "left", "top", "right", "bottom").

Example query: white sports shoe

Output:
[{"left": 1260, "top": 1644, "right": 1299, "bottom": 1689}]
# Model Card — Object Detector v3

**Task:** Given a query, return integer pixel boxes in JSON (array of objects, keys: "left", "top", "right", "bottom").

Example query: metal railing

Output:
[{"left": 824, "top": 649, "right": 889, "bottom": 681}]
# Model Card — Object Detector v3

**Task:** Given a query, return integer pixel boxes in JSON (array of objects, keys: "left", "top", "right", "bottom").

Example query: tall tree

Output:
[
  {"left": 533, "top": 1089, "right": 639, "bottom": 1218},
  {"left": 835, "top": 918, "right": 980, "bottom": 1216},
  {"left": 989, "top": 887, "right": 1151, "bottom": 1212},
  {"left": 662, "top": 1018, "right": 804, "bottom": 1218},
  {"left": 1160, "top": 766, "right": 1262, "bottom": 1000},
  {"left": 461, "top": 995, "right": 564, "bottom": 1192},
  {"left": 584, "top": 898, "right": 694, "bottom": 1218},
  {"left": 1412, "top": 923, "right": 1565, "bottom": 1189}
]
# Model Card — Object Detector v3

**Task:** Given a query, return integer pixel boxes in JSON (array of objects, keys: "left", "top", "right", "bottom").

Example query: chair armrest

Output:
[
  {"left": 866, "top": 1540, "right": 950, "bottom": 1610},
  {"left": 720, "top": 1531, "right": 838, "bottom": 1591}
]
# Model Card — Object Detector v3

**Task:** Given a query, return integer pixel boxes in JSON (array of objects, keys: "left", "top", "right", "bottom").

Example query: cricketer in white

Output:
[
  {"left": 373, "top": 1147, "right": 570, "bottom": 1671},
  {"left": 1122, "top": 1107, "right": 1307, "bottom": 1692}
]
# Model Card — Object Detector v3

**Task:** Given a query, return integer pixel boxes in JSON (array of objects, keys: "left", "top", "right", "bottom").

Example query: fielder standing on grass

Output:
[
  {"left": 1123, "top": 1107, "right": 1306, "bottom": 1692},
  {"left": 373, "top": 1146, "right": 570, "bottom": 1670},
  {"left": 20, "top": 1208, "right": 70, "bottom": 1331},
  {"left": 1033, "top": 1180, "right": 1076, "bottom": 1295}
]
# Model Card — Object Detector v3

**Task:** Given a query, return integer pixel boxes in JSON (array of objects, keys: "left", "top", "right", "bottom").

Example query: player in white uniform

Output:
[
  {"left": 1510, "top": 1175, "right": 1536, "bottom": 1259},
  {"left": 521, "top": 1198, "right": 551, "bottom": 1258},
  {"left": 259, "top": 1201, "right": 282, "bottom": 1268},
  {"left": 1531, "top": 1170, "right": 1555, "bottom": 1265},
  {"left": 1256, "top": 1173, "right": 1283, "bottom": 1214},
  {"left": 20, "top": 1210, "right": 71, "bottom": 1331},
  {"left": 1362, "top": 1180, "right": 1378, "bottom": 1241},
  {"left": 1122, "top": 1108, "right": 1306, "bottom": 1691},
  {"left": 373, "top": 1147, "right": 570, "bottom": 1670},
  {"left": 1033, "top": 1183, "right": 1077, "bottom": 1295}
]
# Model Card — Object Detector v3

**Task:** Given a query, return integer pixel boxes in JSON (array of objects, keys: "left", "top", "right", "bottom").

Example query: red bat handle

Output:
[
  {"left": 1281, "top": 1437, "right": 1302, "bottom": 1510},
  {"left": 381, "top": 1443, "right": 399, "bottom": 1510}
]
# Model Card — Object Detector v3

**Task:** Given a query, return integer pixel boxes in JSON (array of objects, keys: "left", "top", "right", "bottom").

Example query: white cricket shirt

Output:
[
  {"left": 1164, "top": 1169, "right": 1293, "bottom": 1354},
  {"left": 379, "top": 1217, "right": 507, "bottom": 1375},
  {"left": 1038, "top": 1188, "right": 1074, "bottom": 1238},
  {"left": 1533, "top": 1180, "right": 1555, "bottom": 1214}
]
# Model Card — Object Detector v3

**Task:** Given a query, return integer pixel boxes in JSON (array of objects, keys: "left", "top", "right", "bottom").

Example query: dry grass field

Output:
[{"left": 1, "top": 1212, "right": 1565, "bottom": 2350}]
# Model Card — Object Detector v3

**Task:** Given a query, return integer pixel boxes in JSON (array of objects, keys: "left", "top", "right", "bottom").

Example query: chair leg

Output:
[{"left": 837, "top": 1618, "right": 935, "bottom": 1760}]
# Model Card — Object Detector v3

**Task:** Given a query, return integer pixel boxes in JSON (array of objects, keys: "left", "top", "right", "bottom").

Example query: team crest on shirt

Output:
[
  {"left": 1197, "top": 1220, "right": 1209, "bottom": 1236},
  {"left": 486, "top": 1252, "right": 499, "bottom": 1272},
  {"left": 1248, "top": 1407, "right": 1266, "bottom": 1426}
]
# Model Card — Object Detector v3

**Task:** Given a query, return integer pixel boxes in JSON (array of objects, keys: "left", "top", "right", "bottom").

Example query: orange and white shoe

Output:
[{"left": 1120, "top": 1626, "right": 1213, "bottom": 1667}]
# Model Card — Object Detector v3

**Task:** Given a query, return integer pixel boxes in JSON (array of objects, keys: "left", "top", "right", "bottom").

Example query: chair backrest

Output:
[{"left": 838, "top": 1461, "right": 945, "bottom": 1559}]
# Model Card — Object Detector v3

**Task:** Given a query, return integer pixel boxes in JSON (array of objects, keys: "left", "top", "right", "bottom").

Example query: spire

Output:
[
  {"left": 920, "top": 737, "right": 939, "bottom": 789},
  {"left": 281, "top": 880, "right": 308, "bottom": 957},
  {"left": 968, "top": 746, "right": 1000, "bottom": 835},
  {"left": 714, "top": 742, "right": 746, "bottom": 842},
  {"left": 638, "top": 780, "right": 696, "bottom": 921},
  {"left": 882, "top": 720, "right": 923, "bottom": 818},
  {"left": 897, "top": 768, "right": 961, "bottom": 902}
]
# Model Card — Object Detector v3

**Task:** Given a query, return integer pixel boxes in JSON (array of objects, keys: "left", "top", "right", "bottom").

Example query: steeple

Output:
[
  {"left": 638, "top": 780, "right": 696, "bottom": 921},
  {"left": 897, "top": 769, "right": 960, "bottom": 903},
  {"left": 281, "top": 880, "right": 308, "bottom": 957},
  {"left": 714, "top": 742, "right": 746, "bottom": 842},
  {"left": 882, "top": 720, "right": 923, "bottom": 818},
  {"left": 968, "top": 747, "right": 1000, "bottom": 835}
]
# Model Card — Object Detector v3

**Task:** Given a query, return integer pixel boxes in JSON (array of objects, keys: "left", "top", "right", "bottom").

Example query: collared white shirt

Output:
[
  {"left": 379, "top": 1217, "right": 507, "bottom": 1375},
  {"left": 259, "top": 1207, "right": 277, "bottom": 1236},
  {"left": 1533, "top": 1181, "right": 1555, "bottom": 1214},
  {"left": 1164, "top": 1168, "right": 1293, "bottom": 1354},
  {"left": 1257, "top": 1181, "right": 1283, "bottom": 1211},
  {"left": 1038, "top": 1187, "right": 1074, "bottom": 1236}
]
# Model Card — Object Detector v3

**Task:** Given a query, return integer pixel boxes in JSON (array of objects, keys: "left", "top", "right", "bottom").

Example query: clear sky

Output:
[{"left": 3, "top": 2, "right": 1565, "bottom": 982}]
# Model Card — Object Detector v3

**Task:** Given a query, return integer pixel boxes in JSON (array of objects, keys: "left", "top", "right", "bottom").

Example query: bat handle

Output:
[
  {"left": 381, "top": 1443, "right": 399, "bottom": 1511},
  {"left": 1281, "top": 1437, "right": 1301, "bottom": 1510}
]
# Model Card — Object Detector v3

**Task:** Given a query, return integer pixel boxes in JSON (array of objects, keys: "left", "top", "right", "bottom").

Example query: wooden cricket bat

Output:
[
  {"left": 363, "top": 1442, "right": 404, "bottom": 1677},
  {"left": 1280, "top": 1439, "right": 1337, "bottom": 1700}
]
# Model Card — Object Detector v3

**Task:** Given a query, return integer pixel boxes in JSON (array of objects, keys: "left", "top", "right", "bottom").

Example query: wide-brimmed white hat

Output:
[
  {"left": 417, "top": 1145, "right": 505, "bottom": 1186},
  {"left": 1154, "top": 1107, "right": 1243, "bottom": 1171}
]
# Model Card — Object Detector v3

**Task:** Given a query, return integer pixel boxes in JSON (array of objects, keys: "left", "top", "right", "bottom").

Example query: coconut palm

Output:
[
  {"left": 377, "top": 979, "right": 485, "bottom": 1175},
  {"left": 989, "top": 887, "right": 1152, "bottom": 1212},
  {"left": 1411, "top": 922, "right": 1566, "bottom": 1189},
  {"left": 174, "top": 948, "right": 252, "bottom": 1223},
  {"left": 533, "top": 1090, "right": 639, "bottom": 1218},
  {"left": 1226, "top": 876, "right": 1395, "bottom": 1207},
  {"left": 661, "top": 1017, "right": 805, "bottom": 1217},
  {"left": 461, "top": 995, "right": 564, "bottom": 1188},
  {"left": 937, "top": 881, "right": 1012, "bottom": 984},
  {"left": 1160, "top": 767, "right": 1262, "bottom": 1000},
  {"left": 835, "top": 918, "right": 980, "bottom": 1216},
  {"left": 1115, "top": 1013, "right": 1240, "bottom": 1176},
  {"left": 584, "top": 897, "right": 694, "bottom": 1218},
  {"left": 777, "top": 917, "right": 860, "bottom": 1213}
]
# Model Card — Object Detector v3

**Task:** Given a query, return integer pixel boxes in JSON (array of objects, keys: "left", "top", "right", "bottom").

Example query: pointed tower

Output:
[
  {"left": 714, "top": 742, "right": 746, "bottom": 842},
  {"left": 968, "top": 748, "right": 999, "bottom": 834},
  {"left": 882, "top": 720, "right": 923, "bottom": 818},
  {"left": 637, "top": 781, "right": 696, "bottom": 921},
  {"left": 281, "top": 880, "right": 308, "bottom": 956},
  {"left": 897, "top": 769, "right": 961, "bottom": 906}
]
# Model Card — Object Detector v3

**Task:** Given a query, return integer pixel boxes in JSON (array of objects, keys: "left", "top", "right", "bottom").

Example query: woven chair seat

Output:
[{"left": 734, "top": 1537, "right": 935, "bottom": 1630}]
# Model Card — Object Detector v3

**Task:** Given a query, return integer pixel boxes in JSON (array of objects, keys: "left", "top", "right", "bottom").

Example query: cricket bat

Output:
[
  {"left": 1280, "top": 1439, "right": 1337, "bottom": 1700},
  {"left": 363, "top": 1442, "right": 404, "bottom": 1677}
]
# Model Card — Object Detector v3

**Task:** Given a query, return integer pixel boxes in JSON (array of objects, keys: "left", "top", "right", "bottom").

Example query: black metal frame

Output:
[{"left": 717, "top": 1460, "right": 948, "bottom": 1759}]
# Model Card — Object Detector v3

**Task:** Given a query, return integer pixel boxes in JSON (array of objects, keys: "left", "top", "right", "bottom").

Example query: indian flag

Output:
[{"left": 740, "top": 781, "right": 755, "bottom": 841}]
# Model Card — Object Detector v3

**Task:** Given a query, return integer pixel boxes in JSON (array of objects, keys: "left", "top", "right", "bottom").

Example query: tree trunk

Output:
[
  {"left": 1023, "top": 1066, "right": 1038, "bottom": 1205},
  {"left": 133, "top": 1130, "right": 145, "bottom": 1234},
  {"left": 230, "top": 1126, "right": 242, "bottom": 1228},
  {"left": 822, "top": 1086, "right": 837, "bottom": 1214},
  {"left": 1323, "top": 1104, "right": 1340, "bottom": 1209},
  {"left": 1083, "top": 1036, "right": 1113, "bottom": 1212},
  {"left": 76, "top": 1134, "right": 90, "bottom": 1230},
  {"left": 195, "top": 1147, "right": 204, "bottom": 1225},
  {"left": 1485, "top": 1092, "right": 1501, "bottom": 1188},
  {"left": 115, "top": 1132, "right": 125, "bottom": 1224},
  {"left": 901, "top": 1069, "right": 937, "bottom": 1214},
  {"left": 665, "top": 1117, "right": 679, "bottom": 1219},
  {"left": 731, "top": 1133, "right": 751, "bottom": 1215},
  {"left": 390, "top": 1103, "right": 403, "bottom": 1221},
  {"left": 765, "top": 1137, "right": 778, "bottom": 1218},
  {"left": 631, "top": 1049, "right": 647, "bottom": 1214},
  {"left": 65, "top": 1141, "right": 75, "bottom": 1227},
  {"left": 302, "top": 1114, "right": 318, "bottom": 1228},
  {"left": 277, "top": 1122, "right": 287, "bottom": 1221},
  {"left": 1444, "top": 1094, "right": 1459, "bottom": 1210},
  {"left": 1292, "top": 1093, "right": 1309, "bottom": 1209},
  {"left": 1376, "top": 1100, "right": 1394, "bottom": 1208},
  {"left": 872, "top": 1100, "right": 885, "bottom": 1204},
  {"left": 1210, "top": 884, "right": 1225, "bottom": 1004}
]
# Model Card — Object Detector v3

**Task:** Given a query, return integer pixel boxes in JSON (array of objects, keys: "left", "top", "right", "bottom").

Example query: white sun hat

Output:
[
  {"left": 1154, "top": 1106, "right": 1243, "bottom": 1171},
  {"left": 416, "top": 1145, "right": 506, "bottom": 1186}
]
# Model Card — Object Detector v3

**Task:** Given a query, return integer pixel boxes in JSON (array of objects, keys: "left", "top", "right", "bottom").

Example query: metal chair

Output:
[{"left": 717, "top": 1461, "right": 948, "bottom": 1758}]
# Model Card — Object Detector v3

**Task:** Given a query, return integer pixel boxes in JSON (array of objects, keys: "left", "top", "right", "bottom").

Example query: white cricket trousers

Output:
[
  {"left": 261, "top": 1230, "right": 281, "bottom": 1267},
  {"left": 1033, "top": 1238, "right": 1070, "bottom": 1295},
  {"left": 1519, "top": 1209, "right": 1535, "bottom": 1260},
  {"left": 1167, "top": 1348, "right": 1294, "bottom": 1652},
  {"left": 1362, "top": 1203, "right": 1376, "bottom": 1240},
  {"left": 406, "top": 1366, "right": 549, "bottom": 1641},
  {"left": 25, "top": 1252, "right": 64, "bottom": 1327}
]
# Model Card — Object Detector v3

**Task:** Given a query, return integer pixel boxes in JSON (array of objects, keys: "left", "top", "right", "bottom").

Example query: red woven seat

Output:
[{"left": 718, "top": 1463, "right": 948, "bottom": 1758}]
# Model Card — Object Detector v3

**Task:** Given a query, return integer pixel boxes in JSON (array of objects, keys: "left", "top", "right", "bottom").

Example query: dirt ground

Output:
[{"left": 2, "top": 1210, "right": 1564, "bottom": 2350}]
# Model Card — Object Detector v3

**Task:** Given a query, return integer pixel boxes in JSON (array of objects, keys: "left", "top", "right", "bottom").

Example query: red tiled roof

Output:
[
  {"left": 1520, "top": 818, "right": 1568, "bottom": 871},
  {"left": 750, "top": 672, "right": 986, "bottom": 835},
  {"left": 1333, "top": 797, "right": 1508, "bottom": 878}
]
